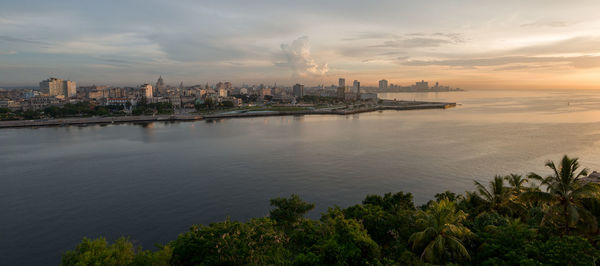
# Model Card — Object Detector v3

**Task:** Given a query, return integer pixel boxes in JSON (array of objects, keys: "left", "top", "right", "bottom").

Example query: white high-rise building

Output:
[
  {"left": 39, "top": 78, "right": 77, "bottom": 97},
  {"left": 140, "top": 84, "right": 153, "bottom": 98},
  {"left": 64, "top": 80, "right": 76, "bottom": 97},
  {"left": 218, "top": 88, "right": 228, "bottom": 97},
  {"left": 293, "top": 83, "right": 304, "bottom": 98},
  {"left": 379, "top": 79, "right": 388, "bottom": 90}
]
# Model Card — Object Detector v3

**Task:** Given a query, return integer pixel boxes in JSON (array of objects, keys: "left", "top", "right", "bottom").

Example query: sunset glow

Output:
[{"left": 1, "top": 0, "right": 600, "bottom": 89}]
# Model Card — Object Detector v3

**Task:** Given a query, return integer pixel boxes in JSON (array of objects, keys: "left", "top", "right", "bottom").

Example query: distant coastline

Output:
[{"left": 0, "top": 100, "right": 456, "bottom": 129}]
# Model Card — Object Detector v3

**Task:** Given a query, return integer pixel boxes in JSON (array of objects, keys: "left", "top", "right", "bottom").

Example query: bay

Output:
[{"left": 1, "top": 89, "right": 600, "bottom": 264}]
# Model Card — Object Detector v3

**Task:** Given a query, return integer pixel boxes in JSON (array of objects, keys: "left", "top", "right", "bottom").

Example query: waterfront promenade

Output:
[{"left": 0, "top": 101, "right": 455, "bottom": 128}]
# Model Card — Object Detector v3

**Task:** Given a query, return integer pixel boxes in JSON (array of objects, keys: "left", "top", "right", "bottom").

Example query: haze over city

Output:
[{"left": 2, "top": 0, "right": 600, "bottom": 89}]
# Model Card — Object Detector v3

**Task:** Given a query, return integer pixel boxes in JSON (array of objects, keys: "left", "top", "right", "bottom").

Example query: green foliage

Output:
[
  {"left": 435, "top": 190, "right": 460, "bottom": 202},
  {"left": 410, "top": 199, "right": 473, "bottom": 264},
  {"left": 62, "top": 155, "right": 600, "bottom": 265},
  {"left": 311, "top": 207, "right": 382, "bottom": 265},
  {"left": 301, "top": 95, "right": 337, "bottom": 104},
  {"left": 133, "top": 100, "right": 173, "bottom": 115},
  {"left": 61, "top": 237, "right": 170, "bottom": 266},
  {"left": 221, "top": 100, "right": 234, "bottom": 108},
  {"left": 362, "top": 191, "right": 415, "bottom": 212},
  {"left": 344, "top": 193, "right": 417, "bottom": 260},
  {"left": 522, "top": 155, "right": 600, "bottom": 234},
  {"left": 526, "top": 236, "right": 600, "bottom": 265},
  {"left": 475, "top": 220, "right": 538, "bottom": 265},
  {"left": 269, "top": 194, "right": 315, "bottom": 228},
  {"left": 170, "top": 218, "right": 290, "bottom": 265}
]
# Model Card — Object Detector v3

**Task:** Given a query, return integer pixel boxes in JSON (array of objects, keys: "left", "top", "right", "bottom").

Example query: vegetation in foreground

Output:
[{"left": 62, "top": 155, "right": 600, "bottom": 265}]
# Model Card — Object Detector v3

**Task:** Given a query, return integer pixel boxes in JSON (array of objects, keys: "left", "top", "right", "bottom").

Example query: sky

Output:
[{"left": 1, "top": 0, "right": 600, "bottom": 89}]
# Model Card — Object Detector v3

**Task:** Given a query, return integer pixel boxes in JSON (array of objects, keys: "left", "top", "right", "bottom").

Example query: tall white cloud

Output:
[{"left": 279, "top": 36, "right": 328, "bottom": 77}]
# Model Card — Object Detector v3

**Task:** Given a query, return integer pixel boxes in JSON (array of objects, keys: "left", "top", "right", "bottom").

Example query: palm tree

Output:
[
  {"left": 409, "top": 199, "right": 473, "bottom": 264},
  {"left": 474, "top": 176, "right": 510, "bottom": 212},
  {"left": 522, "top": 155, "right": 600, "bottom": 234},
  {"left": 504, "top": 174, "right": 528, "bottom": 196}
]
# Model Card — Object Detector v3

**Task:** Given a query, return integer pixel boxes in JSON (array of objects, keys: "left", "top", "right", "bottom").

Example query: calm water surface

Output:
[{"left": 2, "top": 89, "right": 600, "bottom": 264}]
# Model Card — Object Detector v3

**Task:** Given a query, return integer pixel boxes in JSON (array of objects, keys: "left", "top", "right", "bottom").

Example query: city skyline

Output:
[{"left": 2, "top": 1, "right": 600, "bottom": 89}]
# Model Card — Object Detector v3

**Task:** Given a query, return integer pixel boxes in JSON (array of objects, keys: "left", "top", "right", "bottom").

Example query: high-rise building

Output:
[
  {"left": 260, "top": 88, "right": 271, "bottom": 98},
  {"left": 336, "top": 87, "right": 345, "bottom": 99},
  {"left": 355, "top": 81, "right": 361, "bottom": 100},
  {"left": 415, "top": 80, "right": 429, "bottom": 90},
  {"left": 379, "top": 79, "right": 388, "bottom": 90},
  {"left": 39, "top": 77, "right": 77, "bottom": 98},
  {"left": 218, "top": 88, "right": 228, "bottom": 97},
  {"left": 338, "top": 78, "right": 345, "bottom": 88},
  {"left": 156, "top": 76, "right": 165, "bottom": 88},
  {"left": 140, "top": 84, "right": 153, "bottom": 99},
  {"left": 64, "top": 80, "right": 76, "bottom": 97},
  {"left": 293, "top": 83, "right": 304, "bottom": 98},
  {"left": 353, "top": 80, "right": 360, "bottom": 92}
]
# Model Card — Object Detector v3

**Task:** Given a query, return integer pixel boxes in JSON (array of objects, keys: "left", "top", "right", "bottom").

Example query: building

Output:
[
  {"left": 415, "top": 80, "right": 429, "bottom": 90},
  {"left": 155, "top": 76, "right": 165, "bottom": 94},
  {"left": 293, "top": 83, "right": 304, "bottom": 98},
  {"left": 260, "top": 88, "right": 271, "bottom": 98},
  {"left": 336, "top": 87, "right": 345, "bottom": 99},
  {"left": 106, "top": 98, "right": 129, "bottom": 106},
  {"left": 338, "top": 78, "right": 345, "bottom": 88},
  {"left": 379, "top": 79, "right": 388, "bottom": 90},
  {"left": 355, "top": 81, "right": 361, "bottom": 100},
  {"left": 218, "top": 88, "right": 228, "bottom": 97},
  {"left": 64, "top": 80, "right": 76, "bottom": 97},
  {"left": 360, "top": 93, "right": 378, "bottom": 101},
  {"left": 353, "top": 80, "right": 360, "bottom": 92},
  {"left": 168, "top": 95, "right": 182, "bottom": 109},
  {"left": 26, "top": 96, "right": 60, "bottom": 110},
  {"left": 140, "top": 84, "right": 153, "bottom": 99},
  {"left": 39, "top": 77, "right": 77, "bottom": 98}
]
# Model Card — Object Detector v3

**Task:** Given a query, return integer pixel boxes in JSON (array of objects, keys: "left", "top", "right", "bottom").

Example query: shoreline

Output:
[{"left": 0, "top": 101, "right": 456, "bottom": 129}]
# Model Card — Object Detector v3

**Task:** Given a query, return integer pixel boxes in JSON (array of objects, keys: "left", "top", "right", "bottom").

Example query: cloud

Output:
[
  {"left": 278, "top": 36, "right": 328, "bottom": 77},
  {"left": 520, "top": 21, "right": 571, "bottom": 28},
  {"left": 0, "top": 50, "right": 17, "bottom": 55},
  {"left": 341, "top": 32, "right": 400, "bottom": 41},
  {"left": 0, "top": 35, "right": 49, "bottom": 45},
  {"left": 401, "top": 55, "right": 600, "bottom": 69},
  {"left": 366, "top": 32, "right": 465, "bottom": 49},
  {"left": 371, "top": 38, "right": 453, "bottom": 48},
  {"left": 511, "top": 36, "right": 600, "bottom": 55}
]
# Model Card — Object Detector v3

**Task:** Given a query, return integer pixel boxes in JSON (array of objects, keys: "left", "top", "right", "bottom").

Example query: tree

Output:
[
  {"left": 170, "top": 218, "right": 290, "bottom": 265},
  {"left": 522, "top": 155, "right": 600, "bottom": 234},
  {"left": 505, "top": 174, "right": 529, "bottom": 196},
  {"left": 61, "top": 237, "right": 171, "bottom": 266},
  {"left": 474, "top": 219, "right": 537, "bottom": 265},
  {"left": 361, "top": 191, "right": 415, "bottom": 212},
  {"left": 269, "top": 194, "right": 315, "bottom": 228},
  {"left": 409, "top": 199, "right": 473, "bottom": 264},
  {"left": 221, "top": 101, "right": 234, "bottom": 108},
  {"left": 343, "top": 193, "right": 417, "bottom": 260},
  {"left": 307, "top": 207, "right": 381, "bottom": 265},
  {"left": 474, "top": 176, "right": 510, "bottom": 212},
  {"left": 525, "top": 236, "right": 600, "bottom": 265}
]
